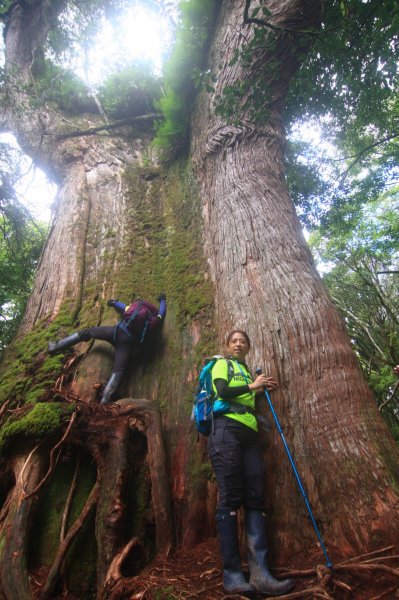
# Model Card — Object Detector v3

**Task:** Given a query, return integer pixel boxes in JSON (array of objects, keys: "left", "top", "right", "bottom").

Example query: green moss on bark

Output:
[
  {"left": 0, "top": 301, "right": 76, "bottom": 407},
  {"left": 0, "top": 402, "right": 73, "bottom": 453},
  {"left": 29, "top": 451, "right": 97, "bottom": 598}
]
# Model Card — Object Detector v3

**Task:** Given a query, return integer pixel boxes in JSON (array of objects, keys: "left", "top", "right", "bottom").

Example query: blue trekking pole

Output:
[{"left": 256, "top": 368, "right": 333, "bottom": 569}]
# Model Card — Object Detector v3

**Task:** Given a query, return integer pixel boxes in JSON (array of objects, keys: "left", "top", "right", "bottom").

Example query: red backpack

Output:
[{"left": 121, "top": 300, "right": 159, "bottom": 342}]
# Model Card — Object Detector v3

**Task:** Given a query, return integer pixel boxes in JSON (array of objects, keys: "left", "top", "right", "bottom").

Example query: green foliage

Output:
[
  {"left": 35, "top": 61, "right": 96, "bottom": 115},
  {"left": 0, "top": 402, "right": 72, "bottom": 452},
  {"left": 287, "top": 1, "right": 399, "bottom": 134},
  {"left": 0, "top": 155, "right": 46, "bottom": 357},
  {"left": 45, "top": 0, "right": 134, "bottom": 68},
  {"left": 284, "top": 139, "right": 331, "bottom": 229},
  {"left": 284, "top": 0, "right": 399, "bottom": 227},
  {"left": 309, "top": 189, "right": 399, "bottom": 436},
  {"left": 153, "top": 0, "right": 220, "bottom": 153},
  {"left": 98, "top": 61, "right": 162, "bottom": 119}
]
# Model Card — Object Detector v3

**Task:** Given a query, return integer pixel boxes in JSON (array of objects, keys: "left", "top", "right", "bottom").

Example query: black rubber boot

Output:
[
  {"left": 216, "top": 509, "right": 256, "bottom": 597},
  {"left": 100, "top": 371, "right": 123, "bottom": 405},
  {"left": 48, "top": 333, "right": 82, "bottom": 355},
  {"left": 245, "top": 510, "right": 294, "bottom": 596}
]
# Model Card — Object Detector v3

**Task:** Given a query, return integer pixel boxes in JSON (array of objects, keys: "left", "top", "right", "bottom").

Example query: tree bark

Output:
[
  {"left": 0, "top": 447, "right": 46, "bottom": 600},
  {"left": 191, "top": 0, "right": 399, "bottom": 560},
  {"left": 1, "top": 1, "right": 399, "bottom": 597}
]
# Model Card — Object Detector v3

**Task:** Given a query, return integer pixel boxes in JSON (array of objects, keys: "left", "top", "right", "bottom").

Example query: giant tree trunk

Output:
[
  {"left": 0, "top": 1, "right": 217, "bottom": 597},
  {"left": 191, "top": 0, "right": 399, "bottom": 561},
  {"left": 1, "top": 0, "right": 399, "bottom": 597}
]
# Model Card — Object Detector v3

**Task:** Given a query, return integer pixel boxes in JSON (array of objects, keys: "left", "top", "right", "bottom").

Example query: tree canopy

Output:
[{"left": 310, "top": 188, "right": 399, "bottom": 438}]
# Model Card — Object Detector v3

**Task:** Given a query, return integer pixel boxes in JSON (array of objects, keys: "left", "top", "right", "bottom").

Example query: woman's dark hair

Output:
[{"left": 226, "top": 329, "right": 251, "bottom": 348}]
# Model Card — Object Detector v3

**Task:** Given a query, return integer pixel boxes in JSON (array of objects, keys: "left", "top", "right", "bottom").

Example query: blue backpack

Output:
[{"left": 191, "top": 356, "right": 234, "bottom": 437}]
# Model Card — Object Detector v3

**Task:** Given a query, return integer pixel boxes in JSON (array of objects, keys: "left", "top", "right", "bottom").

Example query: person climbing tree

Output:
[
  {"left": 208, "top": 329, "right": 294, "bottom": 597},
  {"left": 48, "top": 293, "right": 166, "bottom": 404}
]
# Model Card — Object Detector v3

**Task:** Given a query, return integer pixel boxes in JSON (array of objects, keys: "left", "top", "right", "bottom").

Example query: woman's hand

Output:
[{"left": 249, "top": 373, "right": 278, "bottom": 392}]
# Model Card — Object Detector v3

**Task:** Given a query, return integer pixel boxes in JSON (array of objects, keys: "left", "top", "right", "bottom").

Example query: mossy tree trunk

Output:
[
  {"left": 0, "top": 2, "right": 217, "bottom": 598},
  {"left": 191, "top": 0, "right": 399, "bottom": 562},
  {"left": 0, "top": 0, "right": 399, "bottom": 598}
]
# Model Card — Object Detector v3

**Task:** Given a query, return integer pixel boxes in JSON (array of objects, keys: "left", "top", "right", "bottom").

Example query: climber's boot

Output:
[
  {"left": 100, "top": 371, "right": 124, "bottom": 405},
  {"left": 216, "top": 509, "right": 256, "bottom": 597},
  {"left": 48, "top": 333, "right": 82, "bottom": 355},
  {"left": 246, "top": 509, "right": 294, "bottom": 596}
]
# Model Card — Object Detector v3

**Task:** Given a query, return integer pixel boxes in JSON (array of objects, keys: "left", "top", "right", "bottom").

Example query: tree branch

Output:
[
  {"left": 379, "top": 379, "right": 399, "bottom": 412},
  {"left": 57, "top": 113, "right": 162, "bottom": 140},
  {"left": 331, "top": 295, "right": 388, "bottom": 361},
  {"left": 243, "top": 0, "right": 332, "bottom": 38},
  {"left": 338, "top": 131, "right": 399, "bottom": 180},
  {"left": 377, "top": 270, "right": 399, "bottom": 275}
]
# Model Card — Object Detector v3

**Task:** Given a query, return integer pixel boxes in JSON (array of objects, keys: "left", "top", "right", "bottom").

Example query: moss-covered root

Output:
[
  {"left": 0, "top": 448, "right": 47, "bottom": 600},
  {"left": 95, "top": 420, "right": 130, "bottom": 590}
]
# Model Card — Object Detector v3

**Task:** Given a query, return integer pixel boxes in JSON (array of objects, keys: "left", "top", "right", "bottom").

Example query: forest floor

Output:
[
  {"left": 119, "top": 538, "right": 399, "bottom": 600},
  {"left": 32, "top": 537, "right": 399, "bottom": 600}
]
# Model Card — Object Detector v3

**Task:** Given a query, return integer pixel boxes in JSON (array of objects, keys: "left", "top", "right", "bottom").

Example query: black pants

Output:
[
  {"left": 79, "top": 325, "right": 138, "bottom": 373},
  {"left": 208, "top": 416, "right": 265, "bottom": 511}
]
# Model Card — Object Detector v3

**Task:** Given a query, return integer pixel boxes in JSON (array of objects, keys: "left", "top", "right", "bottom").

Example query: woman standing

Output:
[{"left": 209, "top": 329, "right": 293, "bottom": 597}]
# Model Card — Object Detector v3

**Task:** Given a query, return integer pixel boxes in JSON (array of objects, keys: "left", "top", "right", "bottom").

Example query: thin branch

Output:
[
  {"left": 336, "top": 546, "right": 395, "bottom": 565},
  {"left": 339, "top": 131, "right": 399, "bottom": 180},
  {"left": 369, "top": 585, "right": 399, "bottom": 600},
  {"left": 379, "top": 379, "right": 399, "bottom": 412},
  {"left": 377, "top": 270, "right": 399, "bottom": 275},
  {"left": 331, "top": 295, "right": 388, "bottom": 361},
  {"left": 243, "top": 0, "right": 336, "bottom": 38},
  {"left": 335, "top": 562, "right": 399, "bottom": 577}
]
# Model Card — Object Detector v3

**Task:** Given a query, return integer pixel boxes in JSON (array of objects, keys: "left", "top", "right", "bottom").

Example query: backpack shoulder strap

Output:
[{"left": 226, "top": 359, "right": 235, "bottom": 384}]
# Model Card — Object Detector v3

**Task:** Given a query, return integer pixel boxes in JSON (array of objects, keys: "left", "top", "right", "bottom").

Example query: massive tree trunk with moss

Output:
[
  {"left": 191, "top": 0, "right": 399, "bottom": 561},
  {"left": 0, "top": 0, "right": 398, "bottom": 598},
  {"left": 0, "top": 3, "right": 217, "bottom": 598}
]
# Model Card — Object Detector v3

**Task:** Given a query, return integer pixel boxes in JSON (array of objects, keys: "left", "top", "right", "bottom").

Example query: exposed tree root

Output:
[
  {"left": 22, "top": 412, "right": 76, "bottom": 500},
  {"left": 0, "top": 399, "right": 10, "bottom": 423},
  {"left": 60, "top": 454, "right": 80, "bottom": 542},
  {"left": 41, "top": 477, "right": 100, "bottom": 600},
  {"left": 100, "top": 537, "right": 145, "bottom": 600},
  {"left": 89, "top": 538, "right": 399, "bottom": 600},
  {"left": 4, "top": 398, "right": 397, "bottom": 600},
  {"left": 275, "top": 546, "right": 399, "bottom": 600},
  {"left": 0, "top": 449, "right": 47, "bottom": 600}
]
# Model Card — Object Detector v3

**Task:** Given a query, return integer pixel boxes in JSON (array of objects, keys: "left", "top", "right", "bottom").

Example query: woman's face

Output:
[{"left": 227, "top": 332, "right": 250, "bottom": 361}]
